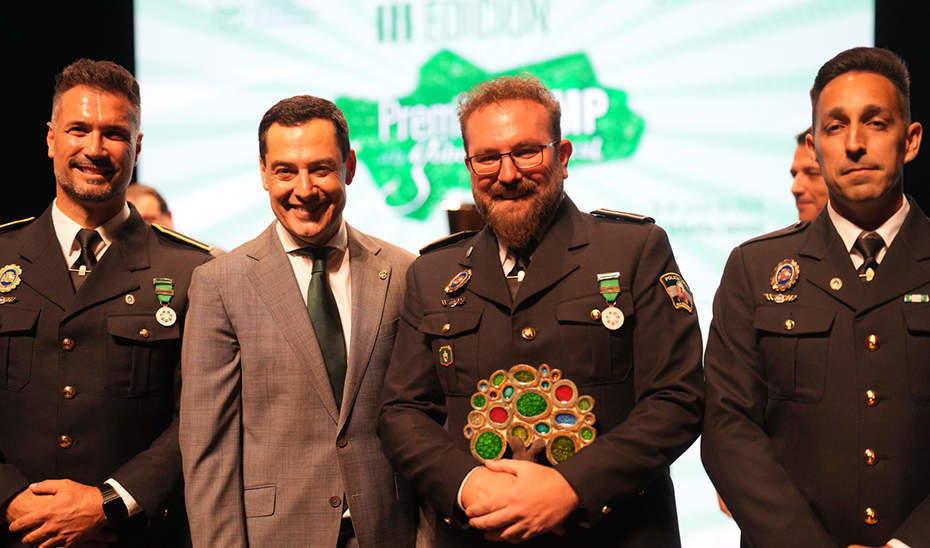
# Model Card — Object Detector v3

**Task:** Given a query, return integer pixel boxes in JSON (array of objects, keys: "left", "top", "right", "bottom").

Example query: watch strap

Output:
[{"left": 97, "top": 483, "right": 128, "bottom": 523}]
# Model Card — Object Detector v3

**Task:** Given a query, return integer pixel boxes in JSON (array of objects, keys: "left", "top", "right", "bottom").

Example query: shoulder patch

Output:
[
  {"left": 741, "top": 220, "right": 810, "bottom": 247},
  {"left": 0, "top": 217, "right": 36, "bottom": 232},
  {"left": 419, "top": 230, "right": 478, "bottom": 255},
  {"left": 152, "top": 223, "right": 214, "bottom": 252},
  {"left": 590, "top": 208, "right": 655, "bottom": 224}
]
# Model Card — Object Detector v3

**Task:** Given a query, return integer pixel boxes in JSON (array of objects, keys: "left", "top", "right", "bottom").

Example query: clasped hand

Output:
[{"left": 6, "top": 479, "right": 117, "bottom": 548}]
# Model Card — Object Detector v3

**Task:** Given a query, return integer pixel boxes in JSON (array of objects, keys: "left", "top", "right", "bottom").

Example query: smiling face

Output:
[
  {"left": 260, "top": 119, "right": 355, "bottom": 245},
  {"left": 463, "top": 99, "right": 571, "bottom": 248},
  {"left": 808, "top": 71, "right": 922, "bottom": 225},
  {"left": 47, "top": 85, "right": 142, "bottom": 214},
  {"left": 790, "top": 143, "right": 828, "bottom": 221}
]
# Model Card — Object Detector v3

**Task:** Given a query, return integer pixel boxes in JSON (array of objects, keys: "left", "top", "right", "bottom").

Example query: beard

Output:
[
  {"left": 474, "top": 176, "right": 563, "bottom": 249},
  {"left": 55, "top": 163, "right": 126, "bottom": 204}
]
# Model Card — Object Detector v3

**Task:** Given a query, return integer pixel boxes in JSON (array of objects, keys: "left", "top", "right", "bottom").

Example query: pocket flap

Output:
[
  {"left": 556, "top": 293, "right": 634, "bottom": 324},
  {"left": 903, "top": 306, "right": 930, "bottom": 333},
  {"left": 753, "top": 306, "right": 835, "bottom": 335},
  {"left": 0, "top": 306, "right": 39, "bottom": 334},
  {"left": 243, "top": 484, "right": 276, "bottom": 518},
  {"left": 106, "top": 314, "right": 180, "bottom": 342},
  {"left": 419, "top": 310, "right": 482, "bottom": 336}
]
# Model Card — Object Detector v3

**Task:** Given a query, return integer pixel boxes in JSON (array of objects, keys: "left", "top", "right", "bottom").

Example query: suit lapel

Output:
[
  {"left": 459, "top": 228, "right": 511, "bottom": 309},
  {"left": 247, "top": 224, "right": 340, "bottom": 423},
  {"left": 339, "top": 226, "right": 389, "bottom": 430},
  {"left": 799, "top": 209, "right": 864, "bottom": 310},
  {"left": 16, "top": 207, "right": 74, "bottom": 311},
  {"left": 860, "top": 200, "right": 930, "bottom": 312}
]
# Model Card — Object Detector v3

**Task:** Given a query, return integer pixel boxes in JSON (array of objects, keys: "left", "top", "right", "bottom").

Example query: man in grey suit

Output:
[{"left": 180, "top": 96, "right": 418, "bottom": 547}]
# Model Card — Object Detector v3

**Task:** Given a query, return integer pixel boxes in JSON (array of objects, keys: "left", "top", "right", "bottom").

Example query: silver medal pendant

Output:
[
  {"left": 156, "top": 305, "right": 177, "bottom": 327},
  {"left": 601, "top": 305, "right": 624, "bottom": 330}
]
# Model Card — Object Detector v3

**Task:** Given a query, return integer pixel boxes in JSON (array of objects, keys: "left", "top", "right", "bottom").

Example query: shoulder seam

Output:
[
  {"left": 419, "top": 230, "right": 477, "bottom": 255},
  {"left": 741, "top": 220, "right": 809, "bottom": 246},
  {"left": 0, "top": 217, "right": 36, "bottom": 231},
  {"left": 152, "top": 223, "right": 214, "bottom": 252},
  {"left": 590, "top": 208, "right": 655, "bottom": 224}
]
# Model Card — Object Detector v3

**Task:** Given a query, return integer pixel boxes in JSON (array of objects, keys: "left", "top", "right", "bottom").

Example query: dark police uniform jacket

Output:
[
  {"left": 379, "top": 197, "right": 704, "bottom": 547},
  {"left": 702, "top": 199, "right": 930, "bottom": 548},
  {"left": 0, "top": 205, "right": 211, "bottom": 547}
]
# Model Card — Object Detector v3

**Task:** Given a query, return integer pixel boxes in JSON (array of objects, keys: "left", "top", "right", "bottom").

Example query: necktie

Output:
[
  {"left": 301, "top": 246, "right": 348, "bottom": 408},
  {"left": 853, "top": 232, "right": 885, "bottom": 283},
  {"left": 506, "top": 249, "right": 529, "bottom": 300},
  {"left": 70, "top": 228, "right": 102, "bottom": 291}
]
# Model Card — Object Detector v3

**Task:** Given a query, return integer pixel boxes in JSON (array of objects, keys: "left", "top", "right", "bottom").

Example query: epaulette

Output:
[
  {"left": 741, "top": 220, "right": 810, "bottom": 246},
  {"left": 590, "top": 208, "right": 655, "bottom": 224},
  {"left": 419, "top": 230, "right": 477, "bottom": 255},
  {"left": 152, "top": 223, "right": 214, "bottom": 252},
  {"left": 0, "top": 217, "right": 36, "bottom": 232}
]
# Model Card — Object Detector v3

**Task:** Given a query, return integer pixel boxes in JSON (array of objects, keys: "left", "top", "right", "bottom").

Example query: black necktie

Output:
[
  {"left": 853, "top": 232, "right": 885, "bottom": 283},
  {"left": 506, "top": 249, "right": 529, "bottom": 300},
  {"left": 300, "top": 246, "right": 348, "bottom": 409},
  {"left": 70, "top": 228, "right": 102, "bottom": 291}
]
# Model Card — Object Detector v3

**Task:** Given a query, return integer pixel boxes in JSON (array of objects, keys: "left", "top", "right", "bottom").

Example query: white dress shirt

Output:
[{"left": 827, "top": 195, "right": 909, "bottom": 269}]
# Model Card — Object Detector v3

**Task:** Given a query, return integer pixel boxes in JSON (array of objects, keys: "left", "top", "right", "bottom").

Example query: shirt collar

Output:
[
  {"left": 51, "top": 199, "right": 131, "bottom": 256},
  {"left": 826, "top": 196, "right": 909, "bottom": 253},
  {"left": 276, "top": 219, "right": 348, "bottom": 255}
]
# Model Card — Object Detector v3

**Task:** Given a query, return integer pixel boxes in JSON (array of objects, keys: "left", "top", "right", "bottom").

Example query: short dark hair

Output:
[
  {"left": 810, "top": 46, "right": 911, "bottom": 125},
  {"left": 127, "top": 183, "right": 170, "bottom": 214},
  {"left": 795, "top": 127, "right": 812, "bottom": 146},
  {"left": 258, "top": 95, "right": 350, "bottom": 162},
  {"left": 53, "top": 58, "right": 141, "bottom": 125},
  {"left": 457, "top": 74, "right": 561, "bottom": 150}
]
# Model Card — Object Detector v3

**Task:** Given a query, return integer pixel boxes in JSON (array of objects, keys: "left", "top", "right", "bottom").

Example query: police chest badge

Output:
[
  {"left": 770, "top": 259, "right": 799, "bottom": 291},
  {"left": 0, "top": 264, "right": 23, "bottom": 293},
  {"left": 442, "top": 269, "right": 471, "bottom": 308},
  {"left": 659, "top": 272, "right": 694, "bottom": 313}
]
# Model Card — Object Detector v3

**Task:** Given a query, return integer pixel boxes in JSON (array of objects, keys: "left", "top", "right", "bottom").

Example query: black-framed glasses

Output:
[{"left": 466, "top": 140, "right": 558, "bottom": 175}]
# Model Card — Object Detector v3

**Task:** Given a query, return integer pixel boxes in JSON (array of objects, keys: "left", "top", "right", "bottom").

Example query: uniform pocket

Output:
[
  {"left": 556, "top": 293, "right": 635, "bottom": 383},
  {"left": 420, "top": 310, "right": 482, "bottom": 395},
  {"left": 754, "top": 306, "right": 835, "bottom": 402},
  {"left": 903, "top": 306, "right": 930, "bottom": 404},
  {"left": 105, "top": 313, "right": 181, "bottom": 397},
  {"left": 0, "top": 306, "right": 39, "bottom": 391},
  {"left": 243, "top": 484, "right": 276, "bottom": 518}
]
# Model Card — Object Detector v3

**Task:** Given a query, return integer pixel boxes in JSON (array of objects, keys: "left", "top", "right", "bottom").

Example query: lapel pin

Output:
[
  {"left": 830, "top": 278, "right": 843, "bottom": 291},
  {"left": 763, "top": 293, "right": 797, "bottom": 303},
  {"left": 378, "top": 270, "right": 388, "bottom": 280},
  {"left": 904, "top": 294, "right": 929, "bottom": 303},
  {"left": 125, "top": 294, "right": 135, "bottom": 305}
]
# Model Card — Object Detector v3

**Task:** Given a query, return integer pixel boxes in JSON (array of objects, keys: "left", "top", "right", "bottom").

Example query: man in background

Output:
[
  {"left": 791, "top": 127, "right": 829, "bottom": 221},
  {"left": 127, "top": 183, "right": 174, "bottom": 228}
]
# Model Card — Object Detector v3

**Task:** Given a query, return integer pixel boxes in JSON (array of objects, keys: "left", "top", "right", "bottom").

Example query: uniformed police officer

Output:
[
  {"left": 378, "top": 74, "right": 704, "bottom": 546},
  {"left": 0, "top": 59, "right": 211, "bottom": 547},
  {"left": 702, "top": 47, "right": 927, "bottom": 547}
]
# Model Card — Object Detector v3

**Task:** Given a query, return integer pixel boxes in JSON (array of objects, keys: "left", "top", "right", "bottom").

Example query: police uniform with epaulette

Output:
[
  {"left": 379, "top": 196, "right": 704, "bottom": 547},
  {"left": 0, "top": 203, "right": 212, "bottom": 547},
  {"left": 702, "top": 198, "right": 930, "bottom": 547}
]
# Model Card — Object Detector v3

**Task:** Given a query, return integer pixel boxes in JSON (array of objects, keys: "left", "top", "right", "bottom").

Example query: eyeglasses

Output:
[{"left": 466, "top": 140, "right": 558, "bottom": 175}]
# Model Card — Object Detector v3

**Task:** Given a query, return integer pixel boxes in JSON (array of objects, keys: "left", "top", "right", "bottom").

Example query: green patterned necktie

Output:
[{"left": 301, "top": 246, "right": 347, "bottom": 408}]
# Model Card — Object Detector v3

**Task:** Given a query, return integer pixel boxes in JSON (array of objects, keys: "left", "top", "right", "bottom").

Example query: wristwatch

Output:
[{"left": 97, "top": 483, "right": 129, "bottom": 523}]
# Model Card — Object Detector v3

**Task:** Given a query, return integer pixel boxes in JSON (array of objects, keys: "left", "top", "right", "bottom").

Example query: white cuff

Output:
[
  {"left": 104, "top": 479, "right": 142, "bottom": 517},
  {"left": 887, "top": 539, "right": 910, "bottom": 548},
  {"left": 457, "top": 467, "right": 480, "bottom": 511}
]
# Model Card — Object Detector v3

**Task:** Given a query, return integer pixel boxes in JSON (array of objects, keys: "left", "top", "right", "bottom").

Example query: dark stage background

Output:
[{"left": 4, "top": 1, "right": 928, "bottom": 223}]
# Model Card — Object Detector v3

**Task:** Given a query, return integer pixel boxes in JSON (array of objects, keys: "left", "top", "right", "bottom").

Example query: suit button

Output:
[
  {"left": 865, "top": 390, "right": 878, "bottom": 406},
  {"left": 521, "top": 327, "right": 536, "bottom": 341},
  {"left": 864, "top": 507, "right": 878, "bottom": 525},
  {"left": 139, "top": 328, "right": 150, "bottom": 339},
  {"left": 441, "top": 323, "right": 451, "bottom": 334},
  {"left": 329, "top": 496, "right": 342, "bottom": 508},
  {"left": 866, "top": 334, "right": 879, "bottom": 351},
  {"left": 590, "top": 309, "right": 601, "bottom": 320},
  {"left": 59, "top": 435, "right": 73, "bottom": 448},
  {"left": 61, "top": 338, "right": 75, "bottom": 351},
  {"left": 62, "top": 385, "right": 76, "bottom": 399},
  {"left": 784, "top": 319, "right": 795, "bottom": 331},
  {"left": 336, "top": 438, "right": 348, "bottom": 448},
  {"left": 601, "top": 505, "right": 612, "bottom": 515},
  {"left": 864, "top": 448, "right": 877, "bottom": 466}
]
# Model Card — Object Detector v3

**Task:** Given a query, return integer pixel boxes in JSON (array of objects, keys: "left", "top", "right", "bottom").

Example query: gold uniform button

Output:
[
  {"left": 62, "top": 385, "right": 76, "bottom": 399},
  {"left": 864, "top": 507, "right": 878, "bottom": 525},
  {"left": 601, "top": 505, "right": 612, "bottom": 515},
  {"left": 866, "top": 334, "right": 879, "bottom": 351},
  {"left": 864, "top": 448, "right": 877, "bottom": 466},
  {"left": 161, "top": 508, "right": 169, "bottom": 518},
  {"left": 443, "top": 517, "right": 452, "bottom": 525},
  {"left": 140, "top": 328, "right": 150, "bottom": 339},
  {"left": 784, "top": 319, "right": 795, "bottom": 331},
  {"left": 590, "top": 309, "right": 601, "bottom": 320},
  {"left": 441, "top": 323, "right": 451, "bottom": 334},
  {"left": 61, "top": 338, "right": 75, "bottom": 351},
  {"left": 329, "top": 496, "right": 342, "bottom": 508},
  {"left": 865, "top": 390, "right": 878, "bottom": 406},
  {"left": 59, "top": 435, "right": 73, "bottom": 449},
  {"left": 521, "top": 327, "right": 537, "bottom": 341}
]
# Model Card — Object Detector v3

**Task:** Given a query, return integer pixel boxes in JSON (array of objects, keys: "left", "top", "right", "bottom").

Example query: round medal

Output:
[
  {"left": 600, "top": 305, "right": 624, "bottom": 330},
  {"left": 156, "top": 305, "right": 177, "bottom": 327}
]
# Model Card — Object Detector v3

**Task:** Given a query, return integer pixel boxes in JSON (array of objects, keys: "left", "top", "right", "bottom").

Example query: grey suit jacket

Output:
[{"left": 180, "top": 222, "right": 417, "bottom": 547}]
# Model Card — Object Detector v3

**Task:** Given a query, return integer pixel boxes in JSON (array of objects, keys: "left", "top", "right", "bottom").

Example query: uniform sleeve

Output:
[
  {"left": 701, "top": 246, "right": 837, "bottom": 547},
  {"left": 0, "top": 464, "right": 29, "bottom": 518},
  {"left": 378, "top": 263, "right": 479, "bottom": 519},
  {"left": 555, "top": 224, "right": 705, "bottom": 521},
  {"left": 178, "top": 264, "right": 247, "bottom": 547},
  {"left": 895, "top": 494, "right": 930, "bottom": 546}
]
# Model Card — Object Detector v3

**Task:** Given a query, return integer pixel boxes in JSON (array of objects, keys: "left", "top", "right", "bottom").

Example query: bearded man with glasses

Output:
[{"left": 379, "top": 74, "right": 704, "bottom": 547}]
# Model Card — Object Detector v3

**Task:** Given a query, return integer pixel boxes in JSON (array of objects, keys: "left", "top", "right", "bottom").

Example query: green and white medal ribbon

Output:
[
  {"left": 153, "top": 277, "right": 177, "bottom": 327},
  {"left": 597, "top": 272, "right": 623, "bottom": 330}
]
